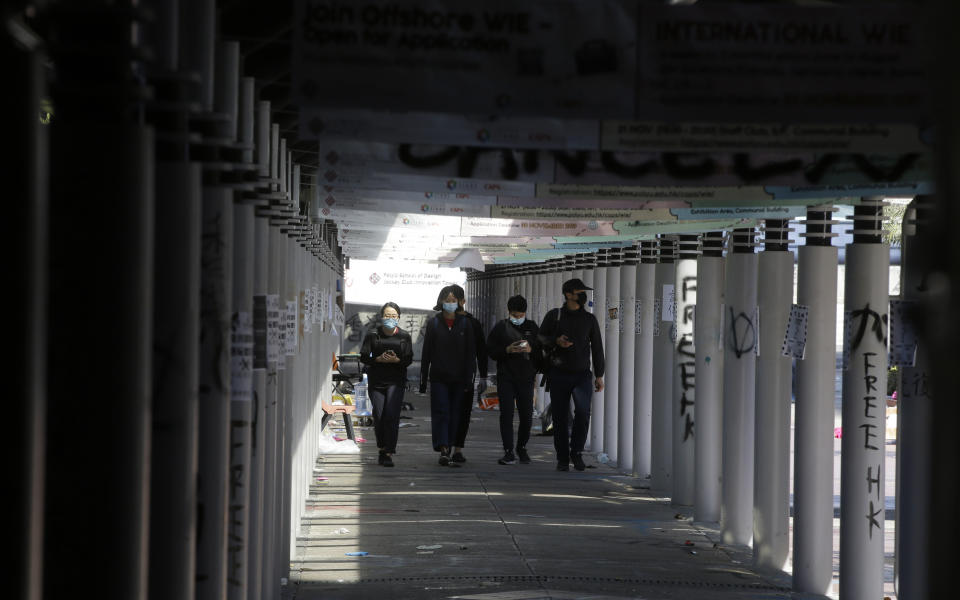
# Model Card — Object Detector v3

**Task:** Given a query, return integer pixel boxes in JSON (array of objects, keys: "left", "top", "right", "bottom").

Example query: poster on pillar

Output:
[
  {"left": 662, "top": 284, "right": 675, "bottom": 321},
  {"left": 230, "top": 312, "right": 254, "bottom": 403},
  {"left": 781, "top": 303, "right": 809, "bottom": 359},
  {"left": 253, "top": 295, "right": 268, "bottom": 370},
  {"left": 888, "top": 299, "right": 918, "bottom": 367},
  {"left": 266, "top": 294, "right": 281, "bottom": 364},
  {"left": 286, "top": 301, "right": 299, "bottom": 355}
]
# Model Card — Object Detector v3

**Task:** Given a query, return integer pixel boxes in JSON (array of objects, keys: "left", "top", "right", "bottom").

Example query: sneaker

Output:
[
  {"left": 439, "top": 448, "right": 450, "bottom": 466},
  {"left": 517, "top": 448, "right": 531, "bottom": 464},
  {"left": 556, "top": 462, "right": 569, "bottom": 471},
  {"left": 378, "top": 450, "right": 386, "bottom": 465},
  {"left": 382, "top": 454, "right": 394, "bottom": 467},
  {"left": 498, "top": 451, "right": 517, "bottom": 465},
  {"left": 572, "top": 453, "right": 586, "bottom": 471},
  {"left": 452, "top": 452, "right": 467, "bottom": 463}
]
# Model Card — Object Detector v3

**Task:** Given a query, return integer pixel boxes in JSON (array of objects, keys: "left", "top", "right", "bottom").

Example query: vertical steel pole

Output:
[
  {"left": 8, "top": 21, "right": 47, "bottom": 600},
  {"left": 895, "top": 197, "right": 932, "bottom": 600},
  {"left": 753, "top": 220, "right": 794, "bottom": 571},
  {"left": 839, "top": 198, "right": 889, "bottom": 599},
  {"left": 651, "top": 237, "right": 676, "bottom": 493},
  {"left": 793, "top": 206, "right": 839, "bottom": 595},
  {"left": 590, "top": 251, "right": 608, "bottom": 453},
  {"left": 179, "top": 0, "right": 215, "bottom": 112},
  {"left": 694, "top": 231, "right": 724, "bottom": 523},
  {"left": 618, "top": 246, "right": 639, "bottom": 472},
  {"left": 604, "top": 249, "right": 622, "bottom": 460},
  {"left": 722, "top": 228, "right": 759, "bottom": 545},
  {"left": 634, "top": 241, "right": 657, "bottom": 478},
  {"left": 673, "top": 235, "right": 700, "bottom": 506},
  {"left": 44, "top": 6, "right": 154, "bottom": 596}
]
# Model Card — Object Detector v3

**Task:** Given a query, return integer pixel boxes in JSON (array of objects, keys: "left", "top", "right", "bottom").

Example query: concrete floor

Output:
[{"left": 288, "top": 391, "right": 828, "bottom": 600}]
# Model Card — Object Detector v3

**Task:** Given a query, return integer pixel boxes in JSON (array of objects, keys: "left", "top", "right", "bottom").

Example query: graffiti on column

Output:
[
  {"left": 677, "top": 274, "right": 697, "bottom": 442},
  {"left": 850, "top": 303, "right": 888, "bottom": 350},
  {"left": 728, "top": 307, "right": 757, "bottom": 359},
  {"left": 227, "top": 418, "right": 248, "bottom": 586},
  {"left": 860, "top": 351, "right": 883, "bottom": 539}
]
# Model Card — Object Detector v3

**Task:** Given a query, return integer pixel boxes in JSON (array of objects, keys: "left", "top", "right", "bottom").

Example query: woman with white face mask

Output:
[
  {"left": 486, "top": 295, "right": 542, "bottom": 465},
  {"left": 419, "top": 285, "right": 476, "bottom": 466},
  {"left": 360, "top": 302, "right": 414, "bottom": 467}
]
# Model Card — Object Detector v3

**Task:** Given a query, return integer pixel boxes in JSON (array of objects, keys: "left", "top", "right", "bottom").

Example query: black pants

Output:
[
  {"left": 498, "top": 375, "right": 535, "bottom": 451},
  {"left": 454, "top": 379, "right": 475, "bottom": 448},
  {"left": 548, "top": 370, "right": 594, "bottom": 464},
  {"left": 370, "top": 383, "right": 404, "bottom": 453}
]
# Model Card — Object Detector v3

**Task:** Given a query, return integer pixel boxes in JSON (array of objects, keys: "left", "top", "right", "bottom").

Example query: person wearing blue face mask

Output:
[
  {"left": 486, "top": 295, "right": 542, "bottom": 465},
  {"left": 360, "top": 302, "right": 414, "bottom": 467},
  {"left": 420, "top": 285, "right": 476, "bottom": 466}
]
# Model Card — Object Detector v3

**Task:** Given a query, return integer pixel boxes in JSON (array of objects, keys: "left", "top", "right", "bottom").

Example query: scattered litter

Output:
[
  {"left": 409, "top": 483, "right": 416, "bottom": 487},
  {"left": 355, "top": 437, "right": 367, "bottom": 443},
  {"left": 417, "top": 545, "right": 442, "bottom": 550},
  {"left": 315, "top": 477, "right": 329, "bottom": 482},
  {"left": 333, "top": 528, "right": 350, "bottom": 535},
  {"left": 318, "top": 429, "right": 360, "bottom": 454},
  {"left": 689, "top": 550, "right": 697, "bottom": 555},
  {"left": 398, "top": 422, "right": 418, "bottom": 428},
  {"left": 345, "top": 551, "right": 368, "bottom": 557},
  {"left": 596, "top": 453, "right": 610, "bottom": 464},
  {"left": 684, "top": 540, "right": 695, "bottom": 546},
  {"left": 459, "top": 545, "right": 468, "bottom": 550},
  {"left": 674, "top": 513, "right": 686, "bottom": 520},
  {"left": 834, "top": 426, "right": 843, "bottom": 439}
]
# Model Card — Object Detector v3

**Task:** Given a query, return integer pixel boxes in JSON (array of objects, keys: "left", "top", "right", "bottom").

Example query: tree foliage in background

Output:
[{"left": 882, "top": 202, "right": 908, "bottom": 247}]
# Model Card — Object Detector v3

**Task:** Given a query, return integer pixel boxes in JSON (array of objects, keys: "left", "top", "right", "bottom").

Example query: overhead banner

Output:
[
  {"left": 459, "top": 217, "right": 619, "bottom": 237},
  {"left": 636, "top": 4, "right": 926, "bottom": 123},
  {"left": 293, "top": 0, "right": 637, "bottom": 118}
]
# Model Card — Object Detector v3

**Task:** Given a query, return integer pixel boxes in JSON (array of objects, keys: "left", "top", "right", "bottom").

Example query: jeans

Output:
[
  {"left": 498, "top": 376, "right": 534, "bottom": 451},
  {"left": 430, "top": 381, "right": 464, "bottom": 451},
  {"left": 369, "top": 383, "right": 404, "bottom": 453},
  {"left": 548, "top": 370, "right": 594, "bottom": 464},
  {"left": 454, "top": 380, "right": 475, "bottom": 448}
]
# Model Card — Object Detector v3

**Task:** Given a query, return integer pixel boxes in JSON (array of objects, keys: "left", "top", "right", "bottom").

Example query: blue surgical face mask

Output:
[
  {"left": 509, "top": 316, "right": 525, "bottom": 326},
  {"left": 381, "top": 317, "right": 399, "bottom": 330},
  {"left": 442, "top": 302, "right": 459, "bottom": 313}
]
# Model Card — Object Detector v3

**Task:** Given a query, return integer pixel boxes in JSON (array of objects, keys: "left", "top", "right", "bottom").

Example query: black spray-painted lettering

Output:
[
  {"left": 850, "top": 304, "right": 888, "bottom": 350},
  {"left": 682, "top": 276, "right": 697, "bottom": 301},
  {"left": 728, "top": 308, "right": 756, "bottom": 358},
  {"left": 684, "top": 413, "right": 695, "bottom": 441},
  {"left": 866, "top": 464, "right": 881, "bottom": 501},
  {"left": 866, "top": 501, "right": 883, "bottom": 539},
  {"left": 860, "top": 423, "right": 879, "bottom": 450}
]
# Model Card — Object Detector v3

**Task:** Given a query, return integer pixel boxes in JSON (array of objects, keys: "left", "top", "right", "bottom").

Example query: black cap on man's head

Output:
[{"left": 562, "top": 278, "right": 593, "bottom": 293}]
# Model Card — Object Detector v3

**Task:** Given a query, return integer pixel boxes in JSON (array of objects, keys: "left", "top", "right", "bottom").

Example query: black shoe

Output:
[
  {"left": 498, "top": 451, "right": 517, "bottom": 465},
  {"left": 382, "top": 454, "right": 394, "bottom": 467},
  {"left": 378, "top": 450, "right": 386, "bottom": 465},
  {"left": 517, "top": 448, "right": 530, "bottom": 464},
  {"left": 452, "top": 452, "right": 467, "bottom": 463},
  {"left": 572, "top": 453, "right": 586, "bottom": 471},
  {"left": 557, "top": 462, "right": 569, "bottom": 471},
  {"left": 439, "top": 448, "right": 450, "bottom": 466}
]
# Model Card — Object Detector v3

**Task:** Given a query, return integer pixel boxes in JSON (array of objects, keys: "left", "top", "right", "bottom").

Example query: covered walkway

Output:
[{"left": 291, "top": 392, "right": 796, "bottom": 600}]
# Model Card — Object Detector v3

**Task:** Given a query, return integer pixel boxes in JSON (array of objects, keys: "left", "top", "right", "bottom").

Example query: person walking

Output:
[
  {"left": 451, "top": 284, "right": 488, "bottom": 463},
  {"left": 538, "top": 278, "right": 605, "bottom": 471},
  {"left": 359, "top": 302, "right": 414, "bottom": 467},
  {"left": 419, "top": 286, "right": 476, "bottom": 466},
  {"left": 486, "top": 295, "right": 542, "bottom": 465}
]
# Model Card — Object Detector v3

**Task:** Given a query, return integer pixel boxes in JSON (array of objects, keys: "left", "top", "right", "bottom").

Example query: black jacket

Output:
[
  {"left": 486, "top": 318, "right": 542, "bottom": 383},
  {"left": 419, "top": 313, "right": 476, "bottom": 388},
  {"left": 462, "top": 311, "right": 488, "bottom": 379},
  {"left": 538, "top": 305, "right": 605, "bottom": 377},
  {"left": 359, "top": 327, "right": 414, "bottom": 387}
]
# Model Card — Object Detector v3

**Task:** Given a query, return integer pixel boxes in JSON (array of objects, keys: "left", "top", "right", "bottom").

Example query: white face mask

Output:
[
  {"left": 509, "top": 316, "right": 525, "bottom": 326},
  {"left": 442, "top": 302, "right": 459, "bottom": 313}
]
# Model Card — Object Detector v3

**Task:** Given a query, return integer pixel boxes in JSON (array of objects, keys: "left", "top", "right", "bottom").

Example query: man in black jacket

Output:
[
  {"left": 538, "top": 278, "right": 605, "bottom": 471},
  {"left": 450, "top": 285, "right": 488, "bottom": 463},
  {"left": 487, "top": 295, "right": 542, "bottom": 465}
]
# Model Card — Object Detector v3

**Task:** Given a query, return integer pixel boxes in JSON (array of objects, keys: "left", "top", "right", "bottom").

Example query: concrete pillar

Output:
[
  {"left": 590, "top": 250, "right": 608, "bottom": 454},
  {"left": 722, "top": 228, "right": 759, "bottom": 546},
  {"left": 604, "top": 249, "right": 623, "bottom": 460},
  {"left": 753, "top": 220, "right": 794, "bottom": 572},
  {"left": 634, "top": 241, "right": 658, "bottom": 478},
  {"left": 651, "top": 237, "right": 677, "bottom": 493},
  {"left": 839, "top": 198, "right": 889, "bottom": 599},
  {"left": 673, "top": 235, "right": 700, "bottom": 506},
  {"left": 895, "top": 197, "right": 933, "bottom": 600},
  {"left": 694, "top": 232, "right": 724, "bottom": 522},
  {"left": 618, "top": 246, "right": 639, "bottom": 472},
  {"left": 793, "top": 206, "right": 840, "bottom": 595}
]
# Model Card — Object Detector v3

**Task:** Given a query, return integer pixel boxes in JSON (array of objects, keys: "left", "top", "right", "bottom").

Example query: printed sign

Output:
[
  {"left": 781, "top": 304, "right": 809, "bottom": 359},
  {"left": 653, "top": 298, "right": 662, "bottom": 336},
  {"left": 888, "top": 299, "right": 918, "bottom": 367},
  {"left": 231, "top": 312, "right": 254, "bottom": 403},
  {"left": 266, "top": 294, "right": 281, "bottom": 364},
  {"left": 285, "top": 300, "right": 299, "bottom": 355},
  {"left": 662, "top": 284, "right": 676, "bottom": 321},
  {"left": 635, "top": 299, "right": 643, "bottom": 335},
  {"left": 253, "top": 295, "right": 268, "bottom": 370}
]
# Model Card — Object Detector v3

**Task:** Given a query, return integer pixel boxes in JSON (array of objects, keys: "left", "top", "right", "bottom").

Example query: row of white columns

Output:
[{"left": 466, "top": 209, "right": 913, "bottom": 598}]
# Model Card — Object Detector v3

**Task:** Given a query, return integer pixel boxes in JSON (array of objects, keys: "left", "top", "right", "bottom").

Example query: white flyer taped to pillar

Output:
[
  {"left": 285, "top": 300, "right": 298, "bottom": 355},
  {"left": 662, "top": 284, "right": 675, "bottom": 321},
  {"left": 266, "top": 294, "right": 281, "bottom": 364},
  {"left": 653, "top": 298, "right": 661, "bottom": 336},
  {"left": 231, "top": 311, "right": 254, "bottom": 403},
  {"left": 635, "top": 299, "right": 643, "bottom": 335},
  {"left": 888, "top": 299, "right": 918, "bottom": 367},
  {"left": 781, "top": 304, "right": 809, "bottom": 359}
]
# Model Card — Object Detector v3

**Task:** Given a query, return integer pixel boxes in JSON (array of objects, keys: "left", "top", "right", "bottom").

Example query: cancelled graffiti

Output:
[
  {"left": 849, "top": 302, "right": 888, "bottom": 350},
  {"left": 728, "top": 307, "right": 757, "bottom": 358},
  {"left": 861, "top": 351, "right": 884, "bottom": 540}
]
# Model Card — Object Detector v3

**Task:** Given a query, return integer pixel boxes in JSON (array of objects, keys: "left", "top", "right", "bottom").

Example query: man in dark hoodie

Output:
[
  {"left": 538, "top": 278, "right": 605, "bottom": 472},
  {"left": 419, "top": 285, "right": 476, "bottom": 466},
  {"left": 486, "top": 295, "right": 542, "bottom": 465},
  {"left": 450, "top": 284, "right": 488, "bottom": 463}
]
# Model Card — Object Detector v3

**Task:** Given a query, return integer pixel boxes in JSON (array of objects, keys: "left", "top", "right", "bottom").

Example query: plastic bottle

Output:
[{"left": 354, "top": 373, "right": 370, "bottom": 416}]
